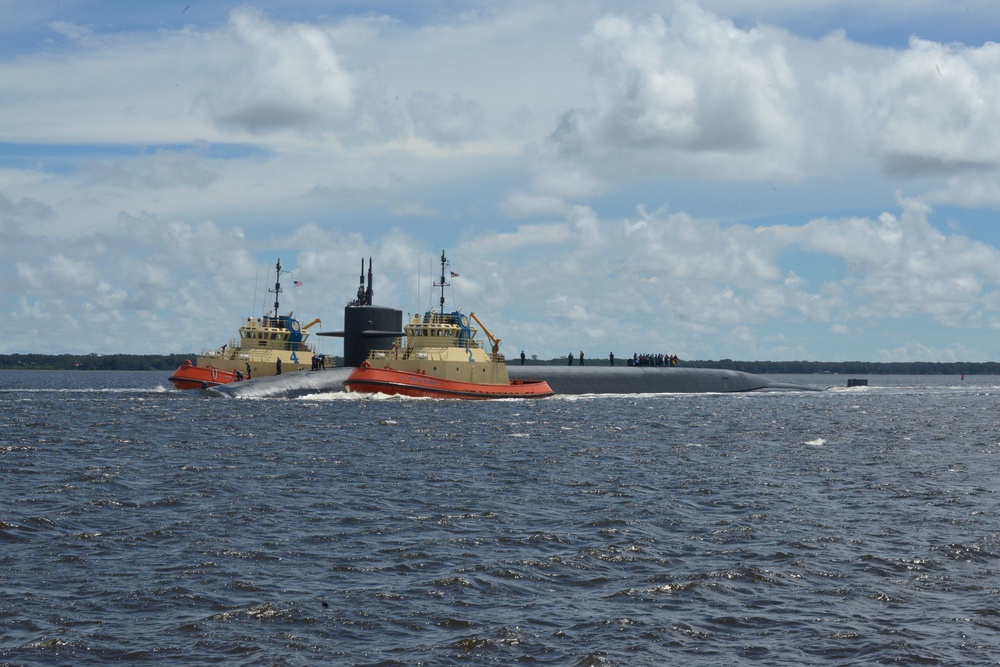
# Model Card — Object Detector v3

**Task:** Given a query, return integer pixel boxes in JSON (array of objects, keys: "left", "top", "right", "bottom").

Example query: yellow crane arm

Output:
[
  {"left": 301, "top": 317, "right": 322, "bottom": 331},
  {"left": 468, "top": 311, "right": 501, "bottom": 355}
]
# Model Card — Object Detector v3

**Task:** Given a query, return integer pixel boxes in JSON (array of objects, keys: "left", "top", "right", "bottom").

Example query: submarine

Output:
[{"left": 211, "top": 258, "right": 819, "bottom": 399}]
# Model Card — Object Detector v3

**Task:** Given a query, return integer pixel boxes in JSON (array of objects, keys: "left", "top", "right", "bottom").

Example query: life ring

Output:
[
  {"left": 459, "top": 314, "right": 469, "bottom": 328},
  {"left": 360, "top": 360, "right": 371, "bottom": 369},
  {"left": 211, "top": 368, "right": 218, "bottom": 381},
  {"left": 290, "top": 320, "right": 300, "bottom": 333}
]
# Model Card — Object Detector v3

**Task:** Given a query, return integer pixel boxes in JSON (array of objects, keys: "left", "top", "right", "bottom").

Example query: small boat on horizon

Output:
[
  {"left": 168, "top": 259, "right": 322, "bottom": 389},
  {"left": 343, "top": 251, "right": 553, "bottom": 399}
]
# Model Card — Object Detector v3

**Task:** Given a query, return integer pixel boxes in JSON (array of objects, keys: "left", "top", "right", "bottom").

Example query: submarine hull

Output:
[
  {"left": 507, "top": 365, "right": 810, "bottom": 394},
  {"left": 211, "top": 365, "right": 817, "bottom": 398}
]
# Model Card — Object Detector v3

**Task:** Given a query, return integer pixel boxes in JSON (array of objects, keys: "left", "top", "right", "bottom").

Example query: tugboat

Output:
[
  {"left": 168, "top": 259, "right": 321, "bottom": 389},
  {"left": 344, "top": 251, "right": 553, "bottom": 399}
]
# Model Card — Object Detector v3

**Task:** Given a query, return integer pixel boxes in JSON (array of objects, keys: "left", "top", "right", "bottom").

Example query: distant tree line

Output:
[
  {"left": 2, "top": 353, "right": 998, "bottom": 375},
  {"left": 0, "top": 353, "right": 196, "bottom": 371}
]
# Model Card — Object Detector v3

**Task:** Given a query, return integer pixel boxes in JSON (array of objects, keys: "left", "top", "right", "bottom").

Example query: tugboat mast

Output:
[
  {"left": 433, "top": 249, "right": 450, "bottom": 312},
  {"left": 268, "top": 258, "right": 283, "bottom": 319}
]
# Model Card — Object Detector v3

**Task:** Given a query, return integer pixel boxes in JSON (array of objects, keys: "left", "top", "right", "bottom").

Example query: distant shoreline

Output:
[
  {"left": 0, "top": 353, "right": 996, "bottom": 375},
  {"left": 0, "top": 354, "right": 195, "bottom": 372}
]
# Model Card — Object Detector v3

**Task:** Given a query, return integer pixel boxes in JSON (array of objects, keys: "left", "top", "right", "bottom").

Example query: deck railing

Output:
[{"left": 201, "top": 340, "right": 314, "bottom": 359}]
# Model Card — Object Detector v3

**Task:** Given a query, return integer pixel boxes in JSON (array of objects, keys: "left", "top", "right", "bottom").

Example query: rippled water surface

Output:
[{"left": 2, "top": 371, "right": 999, "bottom": 665}]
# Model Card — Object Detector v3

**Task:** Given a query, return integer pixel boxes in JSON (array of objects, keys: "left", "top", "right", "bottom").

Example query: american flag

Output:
[
  {"left": 450, "top": 271, "right": 460, "bottom": 278},
  {"left": 294, "top": 280, "right": 303, "bottom": 287}
]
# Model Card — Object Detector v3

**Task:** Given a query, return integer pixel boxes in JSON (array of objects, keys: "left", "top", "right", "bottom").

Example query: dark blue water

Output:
[{"left": 2, "top": 371, "right": 999, "bottom": 665}]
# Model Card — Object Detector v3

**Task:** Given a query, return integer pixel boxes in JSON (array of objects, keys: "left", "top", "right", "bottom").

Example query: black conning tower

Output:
[{"left": 318, "top": 257, "right": 403, "bottom": 367}]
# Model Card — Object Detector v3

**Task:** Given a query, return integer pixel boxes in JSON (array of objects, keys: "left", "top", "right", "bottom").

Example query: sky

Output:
[{"left": 4, "top": 0, "right": 1000, "bottom": 362}]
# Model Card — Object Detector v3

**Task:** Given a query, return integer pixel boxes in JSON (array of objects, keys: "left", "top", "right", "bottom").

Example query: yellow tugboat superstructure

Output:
[{"left": 195, "top": 312, "right": 321, "bottom": 377}]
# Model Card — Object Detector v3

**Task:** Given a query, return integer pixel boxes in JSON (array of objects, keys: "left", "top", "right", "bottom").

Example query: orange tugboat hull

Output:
[
  {"left": 345, "top": 365, "right": 553, "bottom": 399},
  {"left": 168, "top": 359, "right": 240, "bottom": 390}
]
